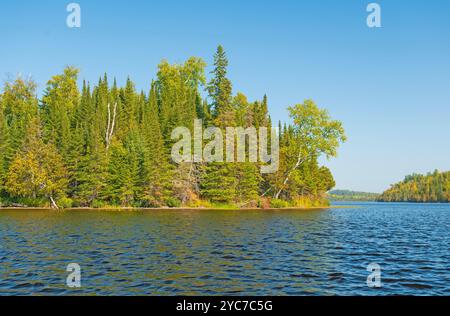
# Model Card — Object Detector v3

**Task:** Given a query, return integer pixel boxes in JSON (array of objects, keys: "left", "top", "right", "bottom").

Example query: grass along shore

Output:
[
  {"left": 0, "top": 205, "right": 350, "bottom": 211},
  {"left": 0, "top": 196, "right": 332, "bottom": 210}
]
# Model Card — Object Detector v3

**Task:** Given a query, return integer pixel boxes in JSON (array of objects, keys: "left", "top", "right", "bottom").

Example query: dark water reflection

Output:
[{"left": 0, "top": 203, "right": 449, "bottom": 295}]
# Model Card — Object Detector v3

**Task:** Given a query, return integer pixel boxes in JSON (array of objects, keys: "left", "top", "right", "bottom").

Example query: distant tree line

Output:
[
  {"left": 0, "top": 46, "right": 345, "bottom": 209},
  {"left": 377, "top": 170, "right": 450, "bottom": 203},
  {"left": 328, "top": 190, "right": 380, "bottom": 202}
]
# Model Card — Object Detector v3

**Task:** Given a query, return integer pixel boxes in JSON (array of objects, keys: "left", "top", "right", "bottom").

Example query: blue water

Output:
[{"left": 0, "top": 202, "right": 449, "bottom": 295}]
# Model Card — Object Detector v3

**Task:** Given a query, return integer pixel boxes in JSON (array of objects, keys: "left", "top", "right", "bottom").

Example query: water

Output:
[{"left": 0, "top": 202, "right": 449, "bottom": 295}]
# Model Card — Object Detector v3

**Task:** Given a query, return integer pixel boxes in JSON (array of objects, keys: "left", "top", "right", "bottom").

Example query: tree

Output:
[
  {"left": 236, "top": 162, "right": 261, "bottom": 203},
  {"left": 71, "top": 80, "right": 109, "bottom": 206},
  {"left": 273, "top": 100, "right": 346, "bottom": 199},
  {"left": 208, "top": 45, "right": 235, "bottom": 126},
  {"left": 104, "top": 139, "right": 140, "bottom": 206},
  {"left": 0, "top": 49, "right": 346, "bottom": 208},
  {"left": 5, "top": 118, "right": 67, "bottom": 208},
  {"left": 157, "top": 57, "right": 206, "bottom": 138},
  {"left": 1, "top": 77, "right": 38, "bottom": 172},
  {"left": 41, "top": 67, "right": 79, "bottom": 159},
  {"left": 0, "top": 94, "right": 7, "bottom": 193},
  {"left": 378, "top": 170, "right": 450, "bottom": 203},
  {"left": 201, "top": 162, "right": 237, "bottom": 203},
  {"left": 202, "top": 45, "right": 238, "bottom": 203},
  {"left": 140, "top": 82, "right": 173, "bottom": 206}
]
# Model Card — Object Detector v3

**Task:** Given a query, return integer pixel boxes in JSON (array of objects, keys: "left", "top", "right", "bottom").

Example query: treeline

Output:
[
  {"left": 328, "top": 190, "right": 380, "bottom": 201},
  {"left": 0, "top": 46, "right": 345, "bottom": 209},
  {"left": 377, "top": 170, "right": 450, "bottom": 203}
]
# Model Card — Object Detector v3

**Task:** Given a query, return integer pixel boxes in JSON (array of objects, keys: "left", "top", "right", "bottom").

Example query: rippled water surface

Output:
[{"left": 0, "top": 203, "right": 449, "bottom": 295}]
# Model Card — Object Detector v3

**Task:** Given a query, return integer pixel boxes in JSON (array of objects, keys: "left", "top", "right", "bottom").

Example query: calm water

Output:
[{"left": 0, "top": 202, "right": 449, "bottom": 295}]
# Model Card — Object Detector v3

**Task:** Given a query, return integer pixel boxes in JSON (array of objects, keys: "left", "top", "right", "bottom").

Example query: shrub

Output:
[
  {"left": 187, "top": 199, "right": 212, "bottom": 208},
  {"left": 57, "top": 197, "right": 73, "bottom": 209},
  {"left": 91, "top": 200, "right": 106, "bottom": 209},
  {"left": 292, "top": 196, "right": 330, "bottom": 208},
  {"left": 269, "top": 199, "right": 289, "bottom": 208},
  {"left": 210, "top": 202, "right": 238, "bottom": 209},
  {"left": 15, "top": 197, "right": 48, "bottom": 207},
  {"left": 165, "top": 197, "right": 181, "bottom": 208}
]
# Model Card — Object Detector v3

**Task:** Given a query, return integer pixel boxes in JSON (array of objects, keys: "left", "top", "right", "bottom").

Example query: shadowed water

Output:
[{"left": 0, "top": 202, "right": 449, "bottom": 295}]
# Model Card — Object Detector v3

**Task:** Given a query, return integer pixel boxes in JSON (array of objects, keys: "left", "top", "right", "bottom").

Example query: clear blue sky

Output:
[{"left": 1, "top": 0, "right": 449, "bottom": 192}]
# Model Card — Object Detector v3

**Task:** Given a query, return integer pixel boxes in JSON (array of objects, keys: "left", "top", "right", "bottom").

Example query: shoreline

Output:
[{"left": 0, "top": 206, "right": 354, "bottom": 211}]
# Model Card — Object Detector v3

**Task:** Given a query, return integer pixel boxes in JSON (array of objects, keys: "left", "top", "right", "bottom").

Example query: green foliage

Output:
[
  {"left": 328, "top": 190, "right": 380, "bottom": 201},
  {"left": 201, "top": 162, "right": 237, "bottom": 203},
  {"left": 0, "top": 47, "right": 345, "bottom": 209},
  {"left": 208, "top": 45, "right": 234, "bottom": 125},
  {"left": 265, "top": 100, "right": 346, "bottom": 200},
  {"left": 57, "top": 197, "right": 74, "bottom": 209},
  {"left": 0, "top": 77, "right": 38, "bottom": 184},
  {"left": 291, "top": 196, "right": 330, "bottom": 208},
  {"left": 209, "top": 202, "right": 238, "bottom": 210},
  {"left": 165, "top": 197, "right": 181, "bottom": 208},
  {"left": 5, "top": 118, "right": 68, "bottom": 207},
  {"left": 378, "top": 170, "right": 450, "bottom": 203},
  {"left": 91, "top": 199, "right": 107, "bottom": 209},
  {"left": 41, "top": 67, "right": 79, "bottom": 158},
  {"left": 270, "top": 199, "right": 289, "bottom": 208}
]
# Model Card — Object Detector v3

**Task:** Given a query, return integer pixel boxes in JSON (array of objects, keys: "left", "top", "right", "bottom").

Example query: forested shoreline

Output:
[
  {"left": 0, "top": 46, "right": 345, "bottom": 209},
  {"left": 328, "top": 190, "right": 380, "bottom": 202},
  {"left": 378, "top": 170, "right": 450, "bottom": 203}
]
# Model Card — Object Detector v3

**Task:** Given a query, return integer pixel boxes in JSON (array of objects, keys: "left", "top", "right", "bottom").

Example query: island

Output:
[
  {"left": 377, "top": 170, "right": 450, "bottom": 203},
  {"left": 0, "top": 46, "right": 346, "bottom": 210}
]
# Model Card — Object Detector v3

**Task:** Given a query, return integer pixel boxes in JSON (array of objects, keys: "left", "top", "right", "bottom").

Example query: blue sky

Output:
[{"left": 1, "top": 0, "right": 449, "bottom": 192}]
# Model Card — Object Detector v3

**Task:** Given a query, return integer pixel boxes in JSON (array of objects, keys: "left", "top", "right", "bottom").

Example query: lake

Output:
[{"left": 0, "top": 202, "right": 449, "bottom": 295}]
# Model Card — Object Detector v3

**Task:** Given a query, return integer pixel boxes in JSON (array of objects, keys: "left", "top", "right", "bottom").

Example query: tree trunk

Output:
[
  {"left": 274, "top": 154, "right": 304, "bottom": 199},
  {"left": 50, "top": 196, "right": 59, "bottom": 210},
  {"left": 105, "top": 103, "right": 117, "bottom": 150}
]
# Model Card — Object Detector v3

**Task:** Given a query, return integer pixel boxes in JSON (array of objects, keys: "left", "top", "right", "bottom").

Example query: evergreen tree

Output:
[
  {"left": 140, "top": 82, "right": 172, "bottom": 206},
  {"left": 208, "top": 45, "right": 235, "bottom": 126},
  {"left": 0, "top": 49, "right": 346, "bottom": 208},
  {"left": 202, "top": 45, "right": 237, "bottom": 202},
  {"left": 378, "top": 170, "right": 450, "bottom": 203},
  {"left": 41, "top": 67, "right": 79, "bottom": 160},
  {"left": 236, "top": 162, "right": 261, "bottom": 203}
]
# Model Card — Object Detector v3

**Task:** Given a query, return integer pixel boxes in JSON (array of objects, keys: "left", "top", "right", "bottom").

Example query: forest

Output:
[
  {"left": 0, "top": 46, "right": 346, "bottom": 209},
  {"left": 328, "top": 190, "right": 380, "bottom": 202},
  {"left": 377, "top": 170, "right": 450, "bottom": 203}
]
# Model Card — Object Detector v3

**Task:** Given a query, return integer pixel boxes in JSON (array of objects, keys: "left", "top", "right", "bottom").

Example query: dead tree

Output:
[{"left": 105, "top": 103, "right": 117, "bottom": 150}]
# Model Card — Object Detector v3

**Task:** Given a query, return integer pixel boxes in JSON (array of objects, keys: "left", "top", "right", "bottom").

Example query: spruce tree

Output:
[
  {"left": 202, "top": 45, "right": 237, "bottom": 203},
  {"left": 41, "top": 67, "right": 79, "bottom": 161},
  {"left": 140, "top": 82, "right": 173, "bottom": 206}
]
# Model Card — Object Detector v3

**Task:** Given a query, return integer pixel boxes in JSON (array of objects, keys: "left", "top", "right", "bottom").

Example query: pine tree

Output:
[
  {"left": 202, "top": 45, "right": 237, "bottom": 203},
  {"left": 71, "top": 80, "right": 109, "bottom": 206},
  {"left": 201, "top": 162, "right": 237, "bottom": 203},
  {"left": 105, "top": 138, "right": 141, "bottom": 206},
  {"left": 236, "top": 162, "right": 261, "bottom": 203},
  {"left": 0, "top": 51, "right": 346, "bottom": 208},
  {"left": 41, "top": 67, "right": 79, "bottom": 161},
  {"left": 140, "top": 82, "right": 172, "bottom": 206}
]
